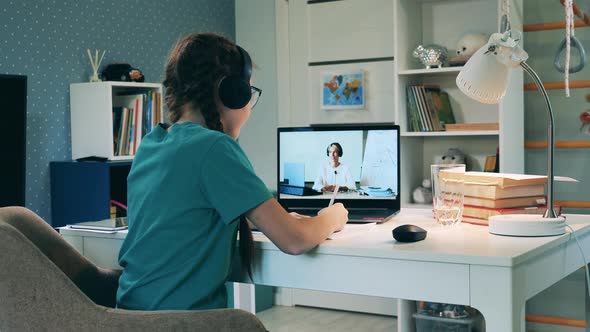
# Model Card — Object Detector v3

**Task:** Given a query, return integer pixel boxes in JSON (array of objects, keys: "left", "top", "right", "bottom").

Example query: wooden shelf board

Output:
[
  {"left": 525, "top": 140, "right": 590, "bottom": 149},
  {"left": 524, "top": 80, "right": 590, "bottom": 91}
]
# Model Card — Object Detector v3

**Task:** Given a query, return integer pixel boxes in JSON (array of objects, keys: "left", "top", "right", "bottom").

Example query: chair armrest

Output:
[{"left": 98, "top": 308, "right": 267, "bottom": 332}]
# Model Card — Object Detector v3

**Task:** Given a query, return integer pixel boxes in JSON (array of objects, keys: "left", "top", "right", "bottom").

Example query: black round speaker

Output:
[{"left": 218, "top": 45, "right": 252, "bottom": 109}]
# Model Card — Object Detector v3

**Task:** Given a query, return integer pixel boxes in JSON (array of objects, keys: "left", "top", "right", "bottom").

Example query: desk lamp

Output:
[{"left": 456, "top": 31, "right": 566, "bottom": 237}]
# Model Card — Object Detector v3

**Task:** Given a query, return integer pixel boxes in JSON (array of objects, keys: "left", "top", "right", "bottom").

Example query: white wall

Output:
[{"left": 236, "top": 0, "right": 279, "bottom": 191}]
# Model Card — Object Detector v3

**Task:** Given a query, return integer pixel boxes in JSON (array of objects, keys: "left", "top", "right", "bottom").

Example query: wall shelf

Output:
[
  {"left": 398, "top": 67, "right": 462, "bottom": 76},
  {"left": 401, "top": 130, "right": 499, "bottom": 137}
]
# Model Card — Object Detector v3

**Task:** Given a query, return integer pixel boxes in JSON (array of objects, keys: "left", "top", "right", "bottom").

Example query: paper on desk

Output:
[
  {"left": 464, "top": 172, "right": 577, "bottom": 182},
  {"left": 327, "top": 222, "right": 376, "bottom": 240}
]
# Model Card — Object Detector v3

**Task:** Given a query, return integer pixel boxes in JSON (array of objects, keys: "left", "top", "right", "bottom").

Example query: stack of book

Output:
[{"left": 442, "top": 172, "right": 560, "bottom": 226}]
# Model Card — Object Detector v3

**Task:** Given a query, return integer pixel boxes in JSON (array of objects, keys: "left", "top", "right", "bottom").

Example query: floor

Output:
[
  {"left": 255, "top": 305, "right": 580, "bottom": 332},
  {"left": 256, "top": 305, "right": 397, "bottom": 332}
]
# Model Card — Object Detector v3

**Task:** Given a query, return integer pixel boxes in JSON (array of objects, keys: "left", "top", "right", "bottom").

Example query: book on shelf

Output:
[
  {"left": 483, "top": 155, "right": 497, "bottom": 172},
  {"left": 463, "top": 204, "right": 561, "bottom": 220},
  {"left": 415, "top": 85, "right": 433, "bottom": 131},
  {"left": 405, "top": 86, "right": 420, "bottom": 132},
  {"left": 463, "top": 183, "right": 545, "bottom": 199},
  {"left": 444, "top": 122, "right": 499, "bottom": 131},
  {"left": 423, "top": 86, "right": 444, "bottom": 131},
  {"left": 411, "top": 85, "right": 428, "bottom": 131},
  {"left": 430, "top": 90, "right": 455, "bottom": 128},
  {"left": 463, "top": 195, "right": 546, "bottom": 209}
]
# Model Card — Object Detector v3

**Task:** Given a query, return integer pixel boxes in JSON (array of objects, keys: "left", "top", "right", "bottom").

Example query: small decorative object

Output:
[
  {"left": 101, "top": 63, "right": 145, "bottom": 82},
  {"left": 441, "top": 147, "right": 467, "bottom": 169},
  {"left": 321, "top": 70, "right": 365, "bottom": 109},
  {"left": 579, "top": 111, "right": 590, "bottom": 135},
  {"left": 449, "top": 34, "right": 488, "bottom": 67},
  {"left": 87, "top": 49, "right": 106, "bottom": 82},
  {"left": 412, "top": 179, "right": 433, "bottom": 204},
  {"left": 413, "top": 44, "right": 448, "bottom": 69},
  {"left": 456, "top": 33, "right": 488, "bottom": 58}
]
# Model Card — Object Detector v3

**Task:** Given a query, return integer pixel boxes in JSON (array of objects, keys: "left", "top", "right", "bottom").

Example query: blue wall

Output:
[
  {"left": 524, "top": 0, "right": 590, "bottom": 213},
  {"left": 0, "top": 0, "right": 235, "bottom": 222}
]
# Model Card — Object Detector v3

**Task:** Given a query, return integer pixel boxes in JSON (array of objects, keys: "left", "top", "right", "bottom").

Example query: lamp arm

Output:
[{"left": 520, "top": 61, "right": 558, "bottom": 218}]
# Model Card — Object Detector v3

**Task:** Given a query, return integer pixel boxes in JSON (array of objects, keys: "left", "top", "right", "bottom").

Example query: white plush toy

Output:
[
  {"left": 412, "top": 179, "right": 433, "bottom": 204},
  {"left": 456, "top": 33, "right": 488, "bottom": 58}
]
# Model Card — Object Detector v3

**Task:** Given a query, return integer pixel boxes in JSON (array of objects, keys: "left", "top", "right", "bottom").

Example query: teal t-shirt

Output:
[{"left": 116, "top": 122, "right": 272, "bottom": 311}]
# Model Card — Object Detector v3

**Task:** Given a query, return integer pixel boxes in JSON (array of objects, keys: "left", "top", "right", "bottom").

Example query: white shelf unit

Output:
[
  {"left": 70, "top": 82, "right": 163, "bottom": 161},
  {"left": 394, "top": 0, "right": 524, "bottom": 205},
  {"left": 274, "top": 0, "right": 524, "bottom": 207}
]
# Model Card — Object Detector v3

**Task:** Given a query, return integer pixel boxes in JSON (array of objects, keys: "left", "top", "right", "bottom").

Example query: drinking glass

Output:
[{"left": 431, "top": 164, "right": 465, "bottom": 226}]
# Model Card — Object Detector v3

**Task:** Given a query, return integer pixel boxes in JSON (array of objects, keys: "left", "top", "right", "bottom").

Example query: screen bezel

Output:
[{"left": 276, "top": 124, "right": 401, "bottom": 212}]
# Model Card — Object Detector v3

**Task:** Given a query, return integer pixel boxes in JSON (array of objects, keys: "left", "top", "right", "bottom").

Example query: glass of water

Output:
[{"left": 431, "top": 164, "right": 465, "bottom": 226}]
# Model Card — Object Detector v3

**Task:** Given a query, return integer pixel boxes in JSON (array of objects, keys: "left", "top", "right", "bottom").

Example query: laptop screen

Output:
[{"left": 277, "top": 124, "right": 400, "bottom": 213}]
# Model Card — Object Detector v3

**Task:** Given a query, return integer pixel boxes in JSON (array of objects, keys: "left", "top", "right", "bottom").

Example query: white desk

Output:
[{"left": 59, "top": 209, "right": 590, "bottom": 332}]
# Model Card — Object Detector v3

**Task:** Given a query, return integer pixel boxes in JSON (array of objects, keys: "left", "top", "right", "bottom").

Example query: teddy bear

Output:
[
  {"left": 412, "top": 179, "right": 433, "bottom": 204},
  {"left": 441, "top": 147, "right": 467, "bottom": 168}
]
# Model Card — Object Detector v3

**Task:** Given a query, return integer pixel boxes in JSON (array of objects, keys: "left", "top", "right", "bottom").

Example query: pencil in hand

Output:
[{"left": 328, "top": 184, "right": 340, "bottom": 207}]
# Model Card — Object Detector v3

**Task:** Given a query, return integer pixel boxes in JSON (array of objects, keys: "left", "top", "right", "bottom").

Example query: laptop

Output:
[{"left": 277, "top": 124, "right": 400, "bottom": 223}]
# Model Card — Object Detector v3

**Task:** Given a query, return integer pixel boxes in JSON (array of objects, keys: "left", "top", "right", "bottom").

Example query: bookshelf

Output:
[
  {"left": 274, "top": 0, "right": 525, "bottom": 208},
  {"left": 70, "top": 82, "right": 163, "bottom": 161},
  {"left": 394, "top": 0, "right": 525, "bottom": 206}
]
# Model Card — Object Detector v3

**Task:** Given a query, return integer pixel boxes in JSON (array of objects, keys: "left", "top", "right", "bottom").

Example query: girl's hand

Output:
[{"left": 318, "top": 203, "right": 348, "bottom": 232}]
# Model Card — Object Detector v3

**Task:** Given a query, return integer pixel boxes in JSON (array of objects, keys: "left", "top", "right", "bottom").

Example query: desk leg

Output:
[
  {"left": 471, "top": 265, "right": 525, "bottom": 332},
  {"left": 233, "top": 282, "right": 256, "bottom": 314},
  {"left": 586, "top": 270, "right": 590, "bottom": 332},
  {"left": 397, "top": 299, "right": 415, "bottom": 332}
]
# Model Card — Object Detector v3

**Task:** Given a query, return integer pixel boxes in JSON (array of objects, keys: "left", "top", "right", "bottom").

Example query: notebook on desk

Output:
[
  {"left": 277, "top": 124, "right": 401, "bottom": 223},
  {"left": 68, "top": 217, "right": 128, "bottom": 231}
]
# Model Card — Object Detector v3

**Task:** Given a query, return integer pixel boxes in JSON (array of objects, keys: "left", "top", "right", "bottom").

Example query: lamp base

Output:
[{"left": 488, "top": 214, "right": 566, "bottom": 237}]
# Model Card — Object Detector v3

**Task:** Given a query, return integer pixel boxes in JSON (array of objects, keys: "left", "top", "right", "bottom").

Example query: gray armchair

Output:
[{"left": 0, "top": 206, "right": 267, "bottom": 332}]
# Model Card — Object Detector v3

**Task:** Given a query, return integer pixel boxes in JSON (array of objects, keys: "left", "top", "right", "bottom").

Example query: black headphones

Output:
[
  {"left": 218, "top": 45, "right": 252, "bottom": 109},
  {"left": 326, "top": 143, "right": 343, "bottom": 157}
]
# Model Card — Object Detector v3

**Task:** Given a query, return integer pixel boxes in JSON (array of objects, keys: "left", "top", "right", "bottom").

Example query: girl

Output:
[{"left": 116, "top": 32, "right": 348, "bottom": 311}]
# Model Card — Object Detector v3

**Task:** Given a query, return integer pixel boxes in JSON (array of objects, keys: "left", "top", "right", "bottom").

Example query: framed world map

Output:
[{"left": 320, "top": 70, "right": 365, "bottom": 110}]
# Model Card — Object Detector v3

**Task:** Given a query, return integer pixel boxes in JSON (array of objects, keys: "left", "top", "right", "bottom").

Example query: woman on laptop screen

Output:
[
  {"left": 312, "top": 142, "right": 356, "bottom": 192},
  {"left": 116, "top": 33, "right": 348, "bottom": 312}
]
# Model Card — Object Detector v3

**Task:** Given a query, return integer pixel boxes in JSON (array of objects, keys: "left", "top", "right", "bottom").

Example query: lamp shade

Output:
[{"left": 456, "top": 45, "right": 511, "bottom": 104}]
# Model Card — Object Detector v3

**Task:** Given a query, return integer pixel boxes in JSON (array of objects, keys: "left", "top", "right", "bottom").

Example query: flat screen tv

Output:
[{"left": 0, "top": 74, "right": 26, "bottom": 207}]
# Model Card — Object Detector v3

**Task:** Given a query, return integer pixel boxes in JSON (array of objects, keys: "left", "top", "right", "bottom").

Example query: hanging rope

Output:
[
  {"left": 501, "top": 0, "right": 511, "bottom": 32},
  {"left": 565, "top": 0, "right": 575, "bottom": 97}
]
